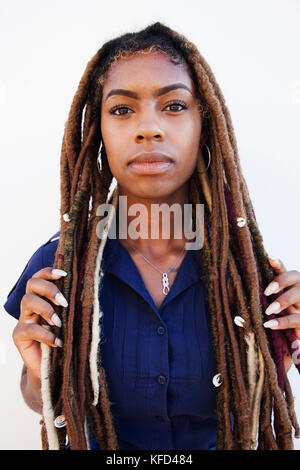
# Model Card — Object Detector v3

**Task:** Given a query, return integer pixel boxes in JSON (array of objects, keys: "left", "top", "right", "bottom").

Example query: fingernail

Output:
[
  {"left": 265, "top": 301, "right": 281, "bottom": 316},
  {"left": 52, "top": 269, "right": 68, "bottom": 277},
  {"left": 54, "top": 338, "right": 63, "bottom": 347},
  {"left": 264, "top": 281, "right": 280, "bottom": 296},
  {"left": 51, "top": 313, "right": 62, "bottom": 328},
  {"left": 55, "top": 292, "right": 68, "bottom": 308},
  {"left": 263, "top": 319, "right": 279, "bottom": 329},
  {"left": 268, "top": 257, "right": 280, "bottom": 265}
]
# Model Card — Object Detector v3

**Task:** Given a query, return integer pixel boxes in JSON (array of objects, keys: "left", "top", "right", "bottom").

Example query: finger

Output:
[
  {"left": 264, "top": 285, "right": 300, "bottom": 316},
  {"left": 13, "top": 323, "right": 63, "bottom": 348},
  {"left": 31, "top": 267, "right": 68, "bottom": 306},
  {"left": 26, "top": 277, "right": 68, "bottom": 308},
  {"left": 32, "top": 267, "right": 68, "bottom": 280},
  {"left": 264, "top": 270, "right": 300, "bottom": 296},
  {"left": 268, "top": 257, "right": 287, "bottom": 274},
  {"left": 20, "top": 293, "right": 62, "bottom": 327},
  {"left": 263, "top": 313, "right": 300, "bottom": 330}
]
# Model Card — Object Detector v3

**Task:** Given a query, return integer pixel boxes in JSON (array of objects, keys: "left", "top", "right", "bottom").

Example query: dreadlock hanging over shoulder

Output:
[{"left": 40, "top": 21, "right": 300, "bottom": 450}]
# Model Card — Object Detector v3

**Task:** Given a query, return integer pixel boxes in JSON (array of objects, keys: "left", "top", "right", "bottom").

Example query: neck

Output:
[{"left": 116, "top": 183, "right": 190, "bottom": 258}]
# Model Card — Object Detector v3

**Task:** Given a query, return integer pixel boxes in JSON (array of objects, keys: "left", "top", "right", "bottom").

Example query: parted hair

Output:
[{"left": 40, "top": 21, "right": 300, "bottom": 450}]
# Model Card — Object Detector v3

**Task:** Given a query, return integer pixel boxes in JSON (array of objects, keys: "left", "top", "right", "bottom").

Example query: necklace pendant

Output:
[{"left": 162, "top": 272, "right": 170, "bottom": 296}]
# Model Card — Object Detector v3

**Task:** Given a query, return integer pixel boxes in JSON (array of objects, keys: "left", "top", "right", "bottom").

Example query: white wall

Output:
[{"left": 0, "top": 0, "right": 299, "bottom": 450}]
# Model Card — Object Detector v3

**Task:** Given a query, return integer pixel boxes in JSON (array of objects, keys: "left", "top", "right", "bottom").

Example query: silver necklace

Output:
[{"left": 125, "top": 239, "right": 186, "bottom": 295}]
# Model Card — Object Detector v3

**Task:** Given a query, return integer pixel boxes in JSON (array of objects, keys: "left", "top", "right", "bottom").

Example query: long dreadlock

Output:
[{"left": 40, "top": 21, "right": 300, "bottom": 450}]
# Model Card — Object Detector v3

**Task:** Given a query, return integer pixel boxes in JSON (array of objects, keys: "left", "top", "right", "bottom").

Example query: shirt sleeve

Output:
[{"left": 3, "top": 232, "right": 60, "bottom": 321}]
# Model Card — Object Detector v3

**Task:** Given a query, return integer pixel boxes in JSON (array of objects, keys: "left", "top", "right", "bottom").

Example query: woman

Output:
[{"left": 4, "top": 21, "right": 300, "bottom": 450}]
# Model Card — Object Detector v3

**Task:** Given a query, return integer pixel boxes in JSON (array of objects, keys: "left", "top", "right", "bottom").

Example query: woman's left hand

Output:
[{"left": 263, "top": 257, "right": 300, "bottom": 340}]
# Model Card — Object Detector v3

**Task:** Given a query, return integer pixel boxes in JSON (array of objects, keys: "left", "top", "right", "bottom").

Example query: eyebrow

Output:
[{"left": 104, "top": 82, "right": 193, "bottom": 102}]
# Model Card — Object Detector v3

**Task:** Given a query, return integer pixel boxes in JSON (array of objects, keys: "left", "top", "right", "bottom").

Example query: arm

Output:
[
  {"left": 20, "top": 364, "right": 43, "bottom": 415},
  {"left": 282, "top": 338, "right": 293, "bottom": 373}
]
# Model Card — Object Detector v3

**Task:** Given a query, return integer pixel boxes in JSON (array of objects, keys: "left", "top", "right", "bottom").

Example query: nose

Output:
[{"left": 134, "top": 117, "right": 165, "bottom": 143}]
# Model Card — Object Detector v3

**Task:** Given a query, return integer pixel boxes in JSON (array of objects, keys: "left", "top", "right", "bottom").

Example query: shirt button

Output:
[
  {"left": 157, "top": 375, "right": 167, "bottom": 385},
  {"left": 157, "top": 326, "right": 165, "bottom": 335}
]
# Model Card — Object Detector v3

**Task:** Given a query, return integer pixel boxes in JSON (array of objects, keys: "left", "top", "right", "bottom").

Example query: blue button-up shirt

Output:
[{"left": 4, "top": 232, "right": 218, "bottom": 450}]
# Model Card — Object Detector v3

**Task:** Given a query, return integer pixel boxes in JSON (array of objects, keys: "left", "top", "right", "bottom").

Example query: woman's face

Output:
[{"left": 101, "top": 51, "right": 203, "bottom": 201}]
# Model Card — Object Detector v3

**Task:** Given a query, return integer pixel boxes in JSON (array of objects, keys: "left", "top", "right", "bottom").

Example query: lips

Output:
[
  {"left": 128, "top": 152, "right": 174, "bottom": 165},
  {"left": 128, "top": 152, "right": 174, "bottom": 175}
]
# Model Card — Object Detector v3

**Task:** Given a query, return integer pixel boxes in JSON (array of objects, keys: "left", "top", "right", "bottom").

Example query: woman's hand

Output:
[
  {"left": 12, "top": 267, "right": 67, "bottom": 381},
  {"left": 263, "top": 258, "right": 300, "bottom": 340}
]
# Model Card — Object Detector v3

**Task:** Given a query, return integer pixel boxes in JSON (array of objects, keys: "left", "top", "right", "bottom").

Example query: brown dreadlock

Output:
[{"left": 40, "top": 21, "right": 300, "bottom": 450}]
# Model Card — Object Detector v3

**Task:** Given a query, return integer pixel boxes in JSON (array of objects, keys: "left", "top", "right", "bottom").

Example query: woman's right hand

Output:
[{"left": 12, "top": 267, "right": 68, "bottom": 381}]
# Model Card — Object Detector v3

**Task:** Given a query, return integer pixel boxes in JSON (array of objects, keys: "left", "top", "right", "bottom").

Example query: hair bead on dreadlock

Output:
[
  {"left": 63, "top": 213, "right": 71, "bottom": 222},
  {"left": 40, "top": 21, "right": 299, "bottom": 450},
  {"left": 234, "top": 316, "right": 245, "bottom": 328},
  {"left": 212, "top": 373, "right": 222, "bottom": 387},
  {"left": 54, "top": 415, "right": 66, "bottom": 429},
  {"left": 236, "top": 217, "right": 246, "bottom": 227}
]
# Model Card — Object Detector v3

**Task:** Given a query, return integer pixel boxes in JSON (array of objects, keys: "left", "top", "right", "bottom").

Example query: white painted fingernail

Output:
[
  {"left": 52, "top": 269, "right": 68, "bottom": 277},
  {"left": 263, "top": 319, "right": 279, "bottom": 328},
  {"left": 265, "top": 301, "right": 281, "bottom": 315},
  {"left": 54, "top": 338, "right": 63, "bottom": 347},
  {"left": 51, "top": 313, "right": 62, "bottom": 328},
  {"left": 269, "top": 257, "right": 280, "bottom": 265},
  {"left": 55, "top": 292, "right": 68, "bottom": 307},
  {"left": 264, "top": 281, "right": 279, "bottom": 296}
]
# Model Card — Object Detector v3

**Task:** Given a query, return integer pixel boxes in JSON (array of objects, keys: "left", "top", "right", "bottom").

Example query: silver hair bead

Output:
[
  {"left": 54, "top": 415, "right": 66, "bottom": 428},
  {"left": 212, "top": 373, "right": 222, "bottom": 387},
  {"left": 237, "top": 217, "right": 246, "bottom": 227},
  {"left": 234, "top": 316, "right": 245, "bottom": 327},
  {"left": 63, "top": 213, "right": 71, "bottom": 222}
]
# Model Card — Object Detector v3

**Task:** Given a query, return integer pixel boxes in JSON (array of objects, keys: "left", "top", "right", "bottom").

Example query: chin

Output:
[{"left": 127, "top": 184, "right": 177, "bottom": 201}]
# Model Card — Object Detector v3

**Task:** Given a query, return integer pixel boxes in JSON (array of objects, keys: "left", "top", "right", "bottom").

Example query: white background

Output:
[{"left": 0, "top": 0, "right": 299, "bottom": 450}]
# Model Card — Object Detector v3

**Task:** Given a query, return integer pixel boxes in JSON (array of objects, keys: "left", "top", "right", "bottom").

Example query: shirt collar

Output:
[{"left": 100, "top": 237, "right": 203, "bottom": 314}]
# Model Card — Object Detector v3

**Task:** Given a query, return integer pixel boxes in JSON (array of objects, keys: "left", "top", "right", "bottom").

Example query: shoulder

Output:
[
  {"left": 40, "top": 231, "right": 60, "bottom": 265},
  {"left": 3, "top": 231, "right": 61, "bottom": 320}
]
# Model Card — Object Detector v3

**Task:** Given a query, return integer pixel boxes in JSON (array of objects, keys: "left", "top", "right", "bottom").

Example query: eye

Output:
[
  {"left": 109, "top": 105, "right": 133, "bottom": 116},
  {"left": 164, "top": 100, "right": 188, "bottom": 112}
]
